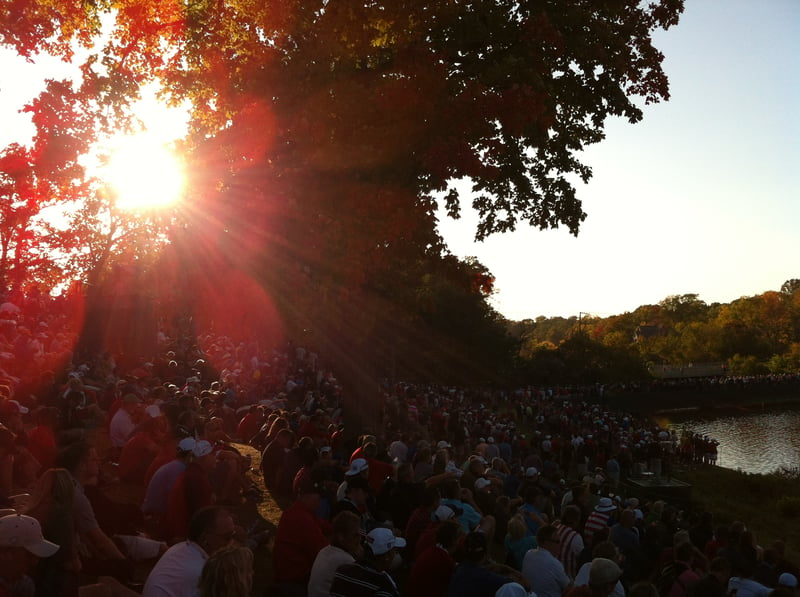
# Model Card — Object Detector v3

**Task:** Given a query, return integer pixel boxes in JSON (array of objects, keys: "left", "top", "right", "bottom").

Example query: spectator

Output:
[
  {"left": 198, "top": 544, "right": 254, "bottom": 597},
  {"left": 56, "top": 442, "right": 129, "bottom": 573},
  {"left": 565, "top": 557, "right": 622, "bottom": 597},
  {"left": 141, "top": 438, "right": 196, "bottom": 526},
  {"left": 574, "top": 542, "right": 624, "bottom": 597},
  {"left": 407, "top": 519, "right": 465, "bottom": 597},
  {"left": 504, "top": 513, "right": 537, "bottom": 571},
  {"left": 687, "top": 556, "right": 731, "bottom": 597},
  {"left": 308, "top": 511, "right": 362, "bottom": 597},
  {"left": 522, "top": 524, "right": 572, "bottom": 597},
  {"left": 447, "top": 531, "right": 514, "bottom": 597},
  {"left": 165, "top": 440, "right": 217, "bottom": 540},
  {"left": 272, "top": 474, "right": 330, "bottom": 594},
  {"left": 584, "top": 498, "right": 616, "bottom": 544},
  {"left": 555, "top": 505, "right": 585, "bottom": 580},
  {"left": 727, "top": 559, "right": 772, "bottom": 597},
  {"left": 143, "top": 506, "right": 236, "bottom": 597},
  {"left": 0, "top": 514, "right": 59, "bottom": 597},
  {"left": 109, "top": 394, "right": 142, "bottom": 450},
  {"left": 27, "top": 407, "right": 59, "bottom": 473},
  {"left": 23, "top": 468, "right": 80, "bottom": 596},
  {"left": 329, "top": 527, "right": 405, "bottom": 597},
  {"left": 118, "top": 415, "right": 167, "bottom": 485}
]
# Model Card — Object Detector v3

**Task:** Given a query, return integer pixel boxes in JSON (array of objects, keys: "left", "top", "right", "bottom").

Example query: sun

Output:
[{"left": 103, "top": 133, "right": 186, "bottom": 211}]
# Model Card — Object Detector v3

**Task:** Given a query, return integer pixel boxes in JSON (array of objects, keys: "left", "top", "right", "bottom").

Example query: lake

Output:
[{"left": 664, "top": 406, "right": 800, "bottom": 475}]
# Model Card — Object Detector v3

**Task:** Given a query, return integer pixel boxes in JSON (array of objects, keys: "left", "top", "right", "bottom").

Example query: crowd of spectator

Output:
[{"left": 0, "top": 287, "right": 797, "bottom": 597}]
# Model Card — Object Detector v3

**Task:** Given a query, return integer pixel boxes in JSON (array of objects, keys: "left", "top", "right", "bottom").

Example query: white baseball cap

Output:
[
  {"left": 474, "top": 478, "right": 492, "bottom": 490},
  {"left": 0, "top": 514, "right": 59, "bottom": 557},
  {"left": 366, "top": 527, "right": 406, "bottom": 555},
  {"left": 192, "top": 440, "right": 213, "bottom": 458},
  {"left": 345, "top": 458, "right": 369, "bottom": 476},
  {"left": 178, "top": 437, "right": 197, "bottom": 452}
]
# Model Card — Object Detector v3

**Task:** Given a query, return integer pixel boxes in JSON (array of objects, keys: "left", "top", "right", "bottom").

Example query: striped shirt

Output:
[
  {"left": 555, "top": 523, "right": 584, "bottom": 579},
  {"left": 583, "top": 510, "right": 611, "bottom": 542},
  {"left": 330, "top": 561, "right": 400, "bottom": 597}
]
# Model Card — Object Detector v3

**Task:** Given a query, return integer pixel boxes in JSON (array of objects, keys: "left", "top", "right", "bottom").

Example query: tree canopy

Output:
[
  {"left": 1, "top": 0, "right": 685, "bottom": 393},
  {"left": 4, "top": 0, "right": 683, "bottom": 239}
]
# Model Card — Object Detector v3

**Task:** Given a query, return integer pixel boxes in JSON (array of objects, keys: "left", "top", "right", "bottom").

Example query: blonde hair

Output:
[
  {"left": 507, "top": 512, "right": 528, "bottom": 542},
  {"left": 24, "top": 468, "right": 74, "bottom": 514},
  {"left": 199, "top": 545, "right": 254, "bottom": 597}
]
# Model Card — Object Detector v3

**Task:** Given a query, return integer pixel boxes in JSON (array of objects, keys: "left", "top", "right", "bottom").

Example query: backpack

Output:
[{"left": 655, "top": 560, "right": 689, "bottom": 597}]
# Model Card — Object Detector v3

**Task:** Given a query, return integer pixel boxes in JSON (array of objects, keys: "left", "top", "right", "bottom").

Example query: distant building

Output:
[{"left": 633, "top": 324, "right": 662, "bottom": 343}]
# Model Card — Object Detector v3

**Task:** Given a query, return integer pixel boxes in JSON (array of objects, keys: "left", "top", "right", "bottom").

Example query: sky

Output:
[
  {"left": 438, "top": 0, "right": 800, "bottom": 320},
  {"left": 1, "top": 1, "right": 799, "bottom": 321}
]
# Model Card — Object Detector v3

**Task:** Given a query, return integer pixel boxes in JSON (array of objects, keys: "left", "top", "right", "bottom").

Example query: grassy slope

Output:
[{"left": 677, "top": 464, "right": 800, "bottom": 561}]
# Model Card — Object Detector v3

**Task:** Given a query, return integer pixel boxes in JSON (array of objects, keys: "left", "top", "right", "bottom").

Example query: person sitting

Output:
[
  {"left": 27, "top": 407, "right": 59, "bottom": 473},
  {"left": 118, "top": 415, "right": 166, "bottom": 486},
  {"left": 521, "top": 524, "right": 572, "bottom": 597},
  {"left": 204, "top": 417, "right": 258, "bottom": 504},
  {"left": 565, "top": 558, "right": 623, "bottom": 597},
  {"left": 109, "top": 395, "right": 143, "bottom": 452},
  {"left": 56, "top": 441, "right": 131, "bottom": 580},
  {"left": 573, "top": 541, "right": 625, "bottom": 597},
  {"left": 23, "top": 468, "right": 81, "bottom": 596},
  {"left": 141, "top": 438, "right": 196, "bottom": 533},
  {"left": 143, "top": 506, "right": 237, "bottom": 597},
  {"left": 329, "top": 527, "right": 406, "bottom": 597},
  {"left": 0, "top": 514, "right": 60, "bottom": 597},
  {"left": 407, "top": 519, "right": 464, "bottom": 597},
  {"left": 308, "top": 511, "right": 362, "bottom": 597},
  {"left": 165, "top": 440, "right": 217, "bottom": 541},
  {"left": 554, "top": 505, "right": 585, "bottom": 580},
  {"left": 272, "top": 475, "right": 331, "bottom": 595},
  {"left": 198, "top": 544, "right": 254, "bottom": 597},
  {"left": 727, "top": 559, "right": 772, "bottom": 597},
  {"left": 330, "top": 476, "right": 373, "bottom": 531},
  {"left": 447, "top": 531, "right": 514, "bottom": 597},
  {"left": 504, "top": 513, "right": 537, "bottom": 571}
]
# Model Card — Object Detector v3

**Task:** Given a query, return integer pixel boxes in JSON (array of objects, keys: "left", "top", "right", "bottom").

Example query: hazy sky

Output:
[
  {"left": 2, "top": 1, "right": 799, "bottom": 321},
  {"left": 439, "top": 0, "right": 800, "bottom": 320}
]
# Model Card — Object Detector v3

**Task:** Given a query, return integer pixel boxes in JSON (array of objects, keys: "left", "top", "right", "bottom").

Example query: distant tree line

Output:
[{"left": 509, "top": 282, "right": 800, "bottom": 383}]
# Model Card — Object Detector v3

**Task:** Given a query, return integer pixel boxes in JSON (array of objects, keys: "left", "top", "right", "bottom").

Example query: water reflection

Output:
[{"left": 667, "top": 408, "right": 800, "bottom": 475}]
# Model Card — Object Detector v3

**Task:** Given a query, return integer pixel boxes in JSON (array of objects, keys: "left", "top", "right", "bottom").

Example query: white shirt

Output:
[
  {"left": 521, "top": 548, "right": 571, "bottom": 597},
  {"left": 109, "top": 408, "right": 136, "bottom": 448},
  {"left": 308, "top": 544, "right": 355, "bottom": 597},
  {"left": 574, "top": 561, "right": 625, "bottom": 597},
  {"left": 142, "top": 540, "right": 207, "bottom": 597}
]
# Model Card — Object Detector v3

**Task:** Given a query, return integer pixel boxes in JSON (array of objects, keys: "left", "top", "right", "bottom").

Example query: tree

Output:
[
  {"left": 780, "top": 279, "right": 800, "bottom": 296},
  {"left": 2, "top": 0, "right": 684, "bottom": 422},
  {"left": 4, "top": 0, "right": 684, "bottom": 242}
]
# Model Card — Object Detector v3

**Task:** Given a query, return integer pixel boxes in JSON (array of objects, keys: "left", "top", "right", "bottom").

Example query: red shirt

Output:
[
  {"left": 365, "top": 457, "right": 395, "bottom": 494},
  {"left": 272, "top": 500, "right": 330, "bottom": 584},
  {"left": 405, "top": 506, "right": 435, "bottom": 555},
  {"left": 236, "top": 413, "right": 261, "bottom": 442},
  {"left": 118, "top": 432, "right": 159, "bottom": 484},
  {"left": 415, "top": 521, "right": 444, "bottom": 559},
  {"left": 349, "top": 446, "right": 366, "bottom": 463},
  {"left": 144, "top": 443, "right": 177, "bottom": 488},
  {"left": 407, "top": 545, "right": 456, "bottom": 597},
  {"left": 297, "top": 420, "right": 327, "bottom": 441},
  {"left": 165, "top": 462, "right": 214, "bottom": 539},
  {"left": 28, "top": 425, "right": 57, "bottom": 471}
]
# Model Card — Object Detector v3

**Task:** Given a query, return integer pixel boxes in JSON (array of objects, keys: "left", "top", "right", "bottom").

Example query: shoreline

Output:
[{"left": 605, "top": 385, "right": 800, "bottom": 415}]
